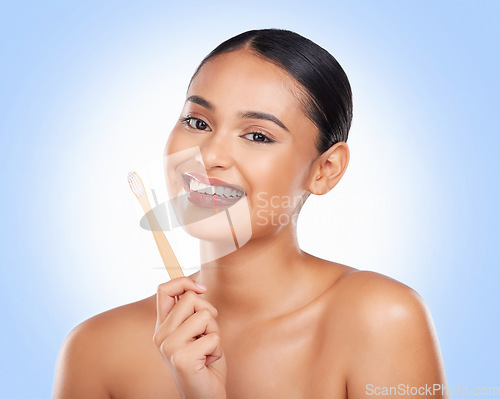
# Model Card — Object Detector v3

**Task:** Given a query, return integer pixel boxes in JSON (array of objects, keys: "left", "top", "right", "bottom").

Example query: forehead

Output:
[{"left": 187, "top": 49, "right": 306, "bottom": 118}]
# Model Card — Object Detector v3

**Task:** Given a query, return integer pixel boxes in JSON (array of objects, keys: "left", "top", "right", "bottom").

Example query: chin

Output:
[
  {"left": 181, "top": 215, "right": 237, "bottom": 242},
  {"left": 179, "top": 196, "right": 253, "bottom": 250}
]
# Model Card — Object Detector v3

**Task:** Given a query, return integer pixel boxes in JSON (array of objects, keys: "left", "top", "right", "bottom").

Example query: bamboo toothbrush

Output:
[{"left": 127, "top": 171, "right": 184, "bottom": 280}]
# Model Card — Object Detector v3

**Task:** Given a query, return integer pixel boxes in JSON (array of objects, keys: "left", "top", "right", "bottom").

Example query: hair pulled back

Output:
[{"left": 190, "top": 28, "right": 353, "bottom": 155}]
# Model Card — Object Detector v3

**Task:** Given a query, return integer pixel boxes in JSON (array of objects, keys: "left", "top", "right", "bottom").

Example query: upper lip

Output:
[{"left": 183, "top": 172, "right": 245, "bottom": 194}]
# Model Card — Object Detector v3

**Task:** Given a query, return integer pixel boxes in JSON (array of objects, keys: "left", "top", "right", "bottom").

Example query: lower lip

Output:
[{"left": 182, "top": 178, "right": 245, "bottom": 209}]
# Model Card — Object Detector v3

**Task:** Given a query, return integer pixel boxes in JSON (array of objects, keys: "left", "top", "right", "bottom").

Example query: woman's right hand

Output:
[{"left": 153, "top": 277, "right": 227, "bottom": 399}]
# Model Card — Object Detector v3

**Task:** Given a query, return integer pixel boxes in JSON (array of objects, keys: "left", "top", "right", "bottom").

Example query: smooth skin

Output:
[{"left": 53, "top": 48, "right": 448, "bottom": 399}]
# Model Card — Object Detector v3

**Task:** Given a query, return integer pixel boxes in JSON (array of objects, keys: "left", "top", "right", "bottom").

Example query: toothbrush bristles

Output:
[{"left": 127, "top": 171, "right": 145, "bottom": 198}]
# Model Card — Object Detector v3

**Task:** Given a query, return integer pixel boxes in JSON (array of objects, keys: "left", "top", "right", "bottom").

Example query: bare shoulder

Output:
[
  {"left": 318, "top": 268, "right": 436, "bottom": 342},
  {"left": 335, "top": 268, "right": 425, "bottom": 304},
  {"left": 62, "top": 294, "right": 157, "bottom": 352},
  {"left": 332, "top": 269, "right": 432, "bottom": 331},
  {"left": 318, "top": 268, "right": 447, "bottom": 395},
  {"left": 300, "top": 254, "right": 432, "bottom": 333},
  {"left": 53, "top": 295, "right": 157, "bottom": 399}
]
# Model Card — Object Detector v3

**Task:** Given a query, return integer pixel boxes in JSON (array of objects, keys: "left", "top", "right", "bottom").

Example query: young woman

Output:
[{"left": 53, "top": 29, "right": 448, "bottom": 399}]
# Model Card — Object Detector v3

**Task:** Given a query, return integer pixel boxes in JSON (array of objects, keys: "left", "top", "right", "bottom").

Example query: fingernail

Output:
[{"left": 195, "top": 281, "right": 207, "bottom": 290}]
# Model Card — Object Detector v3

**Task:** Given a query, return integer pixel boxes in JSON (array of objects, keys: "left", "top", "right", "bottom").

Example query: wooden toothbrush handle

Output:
[
  {"left": 151, "top": 229, "right": 184, "bottom": 279},
  {"left": 138, "top": 196, "right": 184, "bottom": 280}
]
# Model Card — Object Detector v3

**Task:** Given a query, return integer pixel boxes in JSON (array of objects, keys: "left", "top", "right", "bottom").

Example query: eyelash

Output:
[{"left": 179, "top": 116, "right": 276, "bottom": 145}]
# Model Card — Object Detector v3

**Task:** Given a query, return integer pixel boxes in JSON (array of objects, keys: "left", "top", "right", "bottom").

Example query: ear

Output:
[{"left": 307, "top": 142, "right": 350, "bottom": 195}]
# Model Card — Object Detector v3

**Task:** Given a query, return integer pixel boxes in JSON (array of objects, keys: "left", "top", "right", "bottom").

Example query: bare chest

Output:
[
  {"left": 218, "top": 315, "right": 347, "bottom": 399},
  {"left": 113, "top": 310, "right": 347, "bottom": 398}
]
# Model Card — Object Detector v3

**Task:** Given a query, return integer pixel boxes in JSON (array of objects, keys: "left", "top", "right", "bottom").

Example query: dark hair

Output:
[{"left": 189, "top": 28, "right": 353, "bottom": 155}]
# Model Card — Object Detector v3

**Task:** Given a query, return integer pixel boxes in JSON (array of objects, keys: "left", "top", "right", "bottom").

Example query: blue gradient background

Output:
[{"left": 1, "top": 1, "right": 498, "bottom": 397}]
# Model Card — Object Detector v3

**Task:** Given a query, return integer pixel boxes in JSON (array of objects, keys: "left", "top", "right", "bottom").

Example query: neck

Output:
[{"left": 196, "top": 223, "right": 310, "bottom": 324}]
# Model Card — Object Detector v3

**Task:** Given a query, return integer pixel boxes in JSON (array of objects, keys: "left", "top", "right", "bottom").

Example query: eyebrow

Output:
[
  {"left": 238, "top": 111, "right": 290, "bottom": 132},
  {"left": 186, "top": 95, "right": 213, "bottom": 110},
  {"left": 185, "top": 95, "right": 290, "bottom": 132}
]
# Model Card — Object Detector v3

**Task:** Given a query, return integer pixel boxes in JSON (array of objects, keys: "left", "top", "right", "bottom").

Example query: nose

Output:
[{"left": 199, "top": 128, "right": 233, "bottom": 171}]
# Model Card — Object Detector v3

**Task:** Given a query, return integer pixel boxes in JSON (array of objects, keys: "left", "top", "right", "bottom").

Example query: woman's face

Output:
[{"left": 164, "top": 48, "right": 319, "bottom": 244}]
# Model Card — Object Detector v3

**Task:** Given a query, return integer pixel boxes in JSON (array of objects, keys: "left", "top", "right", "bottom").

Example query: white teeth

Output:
[
  {"left": 221, "top": 187, "right": 244, "bottom": 198},
  {"left": 189, "top": 179, "right": 214, "bottom": 194},
  {"left": 197, "top": 187, "right": 210, "bottom": 194},
  {"left": 189, "top": 178, "right": 244, "bottom": 199}
]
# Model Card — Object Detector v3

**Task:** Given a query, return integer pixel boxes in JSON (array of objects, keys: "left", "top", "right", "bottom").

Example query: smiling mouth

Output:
[{"left": 181, "top": 172, "right": 246, "bottom": 208}]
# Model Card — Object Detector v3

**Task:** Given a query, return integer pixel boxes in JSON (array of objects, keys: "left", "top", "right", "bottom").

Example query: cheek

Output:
[
  {"left": 246, "top": 154, "right": 292, "bottom": 194},
  {"left": 253, "top": 150, "right": 308, "bottom": 193},
  {"left": 165, "top": 124, "right": 208, "bottom": 157},
  {"left": 246, "top": 153, "right": 307, "bottom": 219},
  {"left": 163, "top": 128, "right": 205, "bottom": 201},
  {"left": 164, "top": 127, "right": 186, "bottom": 157}
]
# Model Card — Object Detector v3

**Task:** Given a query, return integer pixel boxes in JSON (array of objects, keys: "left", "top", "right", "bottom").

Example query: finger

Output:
[
  {"left": 157, "top": 309, "right": 219, "bottom": 357},
  {"left": 172, "top": 290, "right": 218, "bottom": 320},
  {"left": 154, "top": 291, "right": 218, "bottom": 345},
  {"left": 156, "top": 277, "right": 207, "bottom": 329},
  {"left": 166, "top": 308, "right": 219, "bottom": 347},
  {"left": 189, "top": 332, "right": 223, "bottom": 367}
]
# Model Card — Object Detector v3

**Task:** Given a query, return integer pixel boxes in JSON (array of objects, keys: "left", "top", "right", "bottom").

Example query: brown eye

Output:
[
  {"left": 242, "top": 132, "right": 275, "bottom": 144},
  {"left": 193, "top": 119, "right": 208, "bottom": 130},
  {"left": 182, "top": 117, "right": 211, "bottom": 131},
  {"left": 253, "top": 133, "right": 267, "bottom": 142}
]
